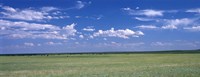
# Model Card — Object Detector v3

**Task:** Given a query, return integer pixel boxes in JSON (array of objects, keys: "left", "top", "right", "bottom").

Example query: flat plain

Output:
[{"left": 0, "top": 53, "right": 200, "bottom": 77}]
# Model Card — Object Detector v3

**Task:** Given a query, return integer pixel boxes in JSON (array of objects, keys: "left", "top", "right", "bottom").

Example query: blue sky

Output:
[{"left": 0, "top": 0, "right": 200, "bottom": 54}]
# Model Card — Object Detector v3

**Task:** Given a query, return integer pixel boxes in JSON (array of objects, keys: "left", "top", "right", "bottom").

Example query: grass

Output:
[{"left": 0, "top": 53, "right": 200, "bottom": 77}]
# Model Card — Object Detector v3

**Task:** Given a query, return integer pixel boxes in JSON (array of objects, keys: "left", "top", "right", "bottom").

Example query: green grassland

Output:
[{"left": 0, "top": 53, "right": 200, "bottom": 77}]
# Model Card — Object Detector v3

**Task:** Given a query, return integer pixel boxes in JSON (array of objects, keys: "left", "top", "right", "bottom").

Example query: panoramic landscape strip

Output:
[{"left": 1, "top": 51, "right": 200, "bottom": 77}]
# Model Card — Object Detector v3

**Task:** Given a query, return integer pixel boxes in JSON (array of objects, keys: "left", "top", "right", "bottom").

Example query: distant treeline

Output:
[{"left": 1, "top": 49, "right": 200, "bottom": 56}]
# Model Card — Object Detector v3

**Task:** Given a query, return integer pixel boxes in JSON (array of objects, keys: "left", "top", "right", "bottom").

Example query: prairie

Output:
[{"left": 0, "top": 53, "right": 200, "bottom": 77}]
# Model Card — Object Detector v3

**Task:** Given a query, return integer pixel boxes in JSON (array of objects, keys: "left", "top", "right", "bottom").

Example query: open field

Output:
[{"left": 0, "top": 52, "right": 200, "bottom": 77}]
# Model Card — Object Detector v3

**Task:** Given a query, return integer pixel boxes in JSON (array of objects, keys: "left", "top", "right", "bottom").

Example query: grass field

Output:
[{"left": 0, "top": 53, "right": 200, "bottom": 77}]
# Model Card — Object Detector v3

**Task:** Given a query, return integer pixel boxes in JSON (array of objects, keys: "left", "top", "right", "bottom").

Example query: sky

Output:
[{"left": 0, "top": 0, "right": 200, "bottom": 54}]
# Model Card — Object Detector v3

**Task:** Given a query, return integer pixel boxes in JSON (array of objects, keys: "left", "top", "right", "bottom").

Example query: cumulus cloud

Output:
[
  {"left": 93, "top": 28, "right": 144, "bottom": 39},
  {"left": 135, "top": 25, "right": 158, "bottom": 29},
  {"left": 0, "top": 5, "right": 64, "bottom": 21},
  {"left": 183, "top": 26, "right": 200, "bottom": 31},
  {"left": 0, "top": 19, "right": 77, "bottom": 39},
  {"left": 122, "top": 7, "right": 163, "bottom": 17},
  {"left": 61, "top": 23, "right": 77, "bottom": 36}
]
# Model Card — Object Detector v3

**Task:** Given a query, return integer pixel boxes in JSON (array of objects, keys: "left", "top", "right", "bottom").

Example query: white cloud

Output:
[
  {"left": 175, "top": 40, "right": 200, "bottom": 47},
  {"left": 161, "top": 25, "right": 177, "bottom": 29},
  {"left": 110, "top": 41, "right": 121, "bottom": 46},
  {"left": 122, "top": 42, "right": 145, "bottom": 47},
  {"left": 93, "top": 28, "right": 144, "bottom": 39},
  {"left": 96, "top": 15, "right": 103, "bottom": 20},
  {"left": 166, "top": 18, "right": 192, "bottom": 26},
  {"left": 103, "top": 38, "right": 107, "bottom": 40},
  {"left": 96, "top": 42, "right": 145, "bottom": 48},
  {"left": 151, "top": 42, "right": 173, "bottom": 46},
  {"left": 61, "top": 23, "right": 77, "bottom": 36},
  {"left": 37, "top": 44, "right": 41, "bottom": 46},
  {"left": 183, "top": 26, "right": 200, "bottom": 31},
  {"left": 142, "top": 9, "right": 163, "bottom": 17},
  {"left": 40, "top": 7, "right": 58, "bottom": 12},
  {"left": 75, "top": 42, "right": 80, "bottom": 44},
  {"left": 122, "top": 8, "right": 163, "bottom": 17},
  {"left": 0, "top": 19, "right": 60, "bottom": 30},
  {"left": 79, "top": 35, "right": 84, "bottom": 39},
  {"left": 75, "top": 16, "right": 81, "bottom": 18},
  {"left": 135, "top": 17, "right": 156, "bottom": 21},
  {"left": 0, "top": 5, "right": 63, "bottom": 21},
  {"left": 186, "top": 8, "right": 200, "bottom": 13},
  {"left": 136, "top": 7, "right": 140, "bottom": 10},
  {"left": 94, "top": 42, "right": 121, "bottom": 47},
  {"left": 0, "top": 19, "right": 77, "bottom": 39},
  {"left": 134, "top": 18, "right": 196, "bottom": 30},
  {"left": 76, "top": 1, "right": 85, "bottom": 9},
  {"left": 1, "top": 9, "right": 45, "bottom": 21},
  {"left": 1, "top": 6, "right": 17, "bottom": 12},
  {"left": 46, "top": 42, "right": 62, "bottom": 45},
  {"left": 83, "top": 26, "right": 95, "bottom": 31},
  {"left": 83, "top": 28, "right": 95, "bottom": 31},
  {"left": 161, "top": 18, "right": 193, "bottom": 29},
  {"left": 72, "top": 1, "right": 91, "bottom": 9},
  {"left": 135, "top": 25, "right": 158, "bottom": 29},
  {"left": 24, "top": 42, "right": 34, "bottom": 46},
  {"left": 0, "top": 26, "right": 6, "bottom": 30},
  {"left": 89, "top": 35, "right": 94, "bottom": 39}
]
